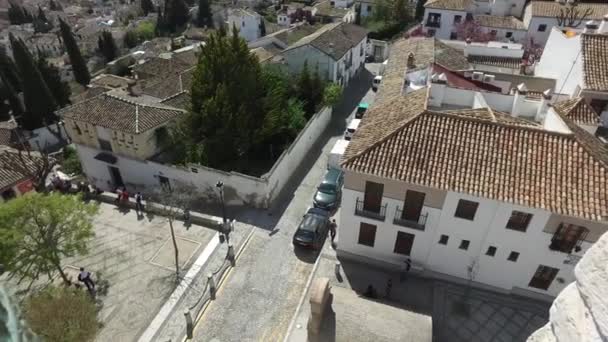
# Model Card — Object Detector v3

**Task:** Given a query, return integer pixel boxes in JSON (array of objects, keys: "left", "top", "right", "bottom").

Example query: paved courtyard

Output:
[{"left": 63, "top": 202, "right": 217, "bottom": 342}]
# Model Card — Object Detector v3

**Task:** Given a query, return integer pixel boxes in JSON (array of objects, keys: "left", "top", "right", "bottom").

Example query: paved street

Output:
[{"left": 189, "top": 67, "right": 377, "bottom": 341}]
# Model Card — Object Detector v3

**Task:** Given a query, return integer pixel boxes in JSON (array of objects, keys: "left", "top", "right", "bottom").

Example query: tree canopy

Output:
[
  {"left": 141, "top": 0, "right": 155, "bottom": 16},
  {"left": 0, "top": 192, "right": 99, "bottom": 286},
  {"left": 157, "top": 0, "right": 190, "bottom": 34},
  {"left": 36, "top": 53, "right": 71, "bottom": 107},
  {"left": 10, "top": 34, "right": 57, "bottom": 130},
  {"left": 97, "top": 31, "right": 119, "bottom": 62},
  {"left": 59, "top": 18, "right": 90, "bottom": 86},
  {"left": 197, "top": 0, "right": 213, "bottom": 28}
]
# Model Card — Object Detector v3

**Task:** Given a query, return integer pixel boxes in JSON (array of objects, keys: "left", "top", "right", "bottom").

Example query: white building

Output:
[
  {"left": 227, "top": 9, "right": 263, "bottom": 42},
  {"left": 337, "top": 37, "right": 608, "bottom": 300},
  {"left": 445, "top": 40, "right": 525, "bottom": 74},
  {"left": 535, "top": 26, "right": 608, "bottom": 132},
  {"left": 282, "top": 22, "right": 368, "bottom": 86},
  {"left": 523, "top": 1, "right": 608, "bottom": 47}
]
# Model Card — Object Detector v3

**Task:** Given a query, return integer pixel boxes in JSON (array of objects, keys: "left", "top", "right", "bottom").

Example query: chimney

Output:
[
  {"left": 599, "top": 14, "right": 608, "bottom": 34},
  {"left": 511, "top": 83, "right": 527, "bottom": 116},
  {"left": 583, "top": 20, "right": 598, "bottom": 34},
  {"left": 127, "top": 80, "right": 140, "bottom": 97},
  {"left": 407, "top": 52, "right": 415, "bottom": 68},
  {"left": 536, "top": 89, "right": 552, "bottom": 122}
]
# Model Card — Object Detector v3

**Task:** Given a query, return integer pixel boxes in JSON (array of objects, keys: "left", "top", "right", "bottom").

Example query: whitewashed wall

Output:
[
  {"left": 535, "top": 28, "right": 582, "bottom": 97},
  {"left": 422, "top": 8, "right": 468, "bottom": 39},
  {"left": 76, "top": 107, "right": 332, "bottom": 208}
]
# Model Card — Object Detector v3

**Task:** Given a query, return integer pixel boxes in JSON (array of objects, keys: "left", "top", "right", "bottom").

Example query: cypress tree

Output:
[
  {"left": 34, "top": 6, "right": 53, "bottom": 33},
  {"left": 8, "top": 3, "right": 26, "bottom": 24},
  {"left": 415, "top": 0, "right": 426, "bottom": 20},
  {"left": 259, "top": 18, "right": 266, "bottom": 37},
  {"left": 141, "top": 0, "right": 155, "bottom": 15},
  {"left": 0, "top": 51, "right": 22, "bottom": 92},
  {"left": 9, "top": 34, "right": 57, "bottom": 130},
  {"left": 155, "top": 7, "right": 165, "bottom": 36},
  {"left": 49, "top": 0, "right": 63, "bottom": 11},
  {"left": 97, "top": 31, "right": 118, "bottom": 62},
  {"left": 36, "top": 53, "right": 71, "bottom": 107},
  {"left": 164, "top": 0, "right": 190, "bottom": 33},
  {"left": 0, "top": 70, "right": 24, "bottom": 119},
  {"left": 59, "top": 18, "right": 90, "bottom": 86},
  {"left": 197, "top": 0, "right": 213, "bottom": 28}
]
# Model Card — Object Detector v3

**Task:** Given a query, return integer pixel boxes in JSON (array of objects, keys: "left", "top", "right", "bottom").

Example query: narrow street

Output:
[{"left": 189, "top": 66, "right": 377, "bottom": 341}]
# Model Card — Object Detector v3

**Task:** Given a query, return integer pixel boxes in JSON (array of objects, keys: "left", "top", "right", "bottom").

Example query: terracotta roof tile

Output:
[
  {"left": 286, "top": 22, "right": 368, "bottom": 60},
  {"left": 160, "top": 91, "right": 191, "bottom": 110},
  {"left": 529, "top": 1, "right": 608, "bottom": 19},
  {"left": 467, "top": 55, "right": 522, "bottom": 69},
  {"left": 57, "top": 93, "right": 185, "bottom": 134},
  {"left": 475, "top": 15, "right": 526, "bottom": 30},
  {"left": 343, "top": 109, "right": 608, "bottom": 222},
  {"left": 553, "top": 97, "right": 600, "bottom": 125},
  {"left": 140, "top": 67, "right": 195, "bottom": 100},
  {"left": 581, "top": 34, "right": 608, "bottom": 92},
  {"left": 424, "top": 0, "right": 472, "bottom": 11}
]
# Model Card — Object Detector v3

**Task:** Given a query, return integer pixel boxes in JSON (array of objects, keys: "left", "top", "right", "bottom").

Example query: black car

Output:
[
  {"left": 293, "top": 208, "right": 330, "bottom": 249},
  {"left": 313, "top": 168, "right": 343, "bottom": 210}
]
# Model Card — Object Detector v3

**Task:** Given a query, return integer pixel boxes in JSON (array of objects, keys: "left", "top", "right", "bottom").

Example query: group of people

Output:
[{"left": 115, "top": 187, "right": 144, "bottom": 213}]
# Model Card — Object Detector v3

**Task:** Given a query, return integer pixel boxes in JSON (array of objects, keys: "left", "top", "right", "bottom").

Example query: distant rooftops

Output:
[
  {"left": 424, "top": 0, "right": 472, "bottom": 11},
  {"left": 285, "top": 22, "right": 368, "bottom": 61}
]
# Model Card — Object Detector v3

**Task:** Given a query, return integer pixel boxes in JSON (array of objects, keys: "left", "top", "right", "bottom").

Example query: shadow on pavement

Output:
[{"left": 294, "top": 246, "right": 321, "bottom": 264}]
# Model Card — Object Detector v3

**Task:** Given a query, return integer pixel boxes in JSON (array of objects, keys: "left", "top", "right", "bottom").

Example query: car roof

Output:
[
  {"left": 299, "top": 209, "right": 329, "bottom": 231},
  {"left": 307, "top": 207, "right": 330, "bottom": 217},
  {"left": 358, "top": 102, "right": 369, "bottom": 108},
  {"left": 323, "top": 168, "right": 342, "bottom": 183}
]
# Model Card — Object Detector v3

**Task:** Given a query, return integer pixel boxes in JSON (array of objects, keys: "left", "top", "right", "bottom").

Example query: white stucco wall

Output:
[
  {"left": 535, "top": 28, "right": 582, "bottom": 97},
  {"left": 339, "top": 186, "right": 600, "bottom": 298},
  {"left": 422, "top": 8, "right": 468, "bottom": 39},
  {"left": 542, "top": 108, "right": 572, "bottom": 134},
  {"left": 479, "top": 27, "right": 527, "bottom": 44},
  {"left": 228, "top": 13, "right": 261, "bottom": 42},
  {"left": 283, "top": 45, "right": 337, "bottom": 82},
  {"left": 525, "top": 16, "right": 567, "bottom": 47}
]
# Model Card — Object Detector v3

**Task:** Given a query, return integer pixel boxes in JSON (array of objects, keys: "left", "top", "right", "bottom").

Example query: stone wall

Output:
[{"left": 528, "top": 232, "right": 608, "bottom": 341}]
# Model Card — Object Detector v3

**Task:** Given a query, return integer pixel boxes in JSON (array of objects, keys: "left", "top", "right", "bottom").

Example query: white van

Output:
[
  {"left": 372, "top": 75, "right": 383, "bottom": 91},
  {"left": 344, "top": 119, "right": 361, "bottom": 141}
]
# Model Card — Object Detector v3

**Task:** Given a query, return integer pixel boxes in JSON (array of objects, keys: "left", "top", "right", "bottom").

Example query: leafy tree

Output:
[
  {"left": 59, "top": 18, "right": 90, "bottom": 86},
  {"left": 323, "top": 83, "right": 342, "bottom": 107},
  {"left": 155, "top": 7, "right": 166, "bottom": 36},
  {"left": 61, "top": 145, "right": 82, "bottom": 175},
  {"left": 34, "top": 6, "right": 53, "bottom": 33},
  {"left": 415, "top": 0, "right": 426, "bottom": 20},
  {"left": 355, "top": 3, "right": 361, "bottom": 25},
  {"left": 23, "top": 286, "right": 100, "bottom": 342},
  {"left": 141, "top": 0, "right": 155, "bottom": 15},
  {"left": 97, "top": 31, "right": 118, "bottom": 62},
  {"left": 197, "top": 0, "right": 213, "bottom": 28},
  {"left": 297, "top": 61, "right": 324, "bottom": 117},
  {"left": 393, "top": 0, "right": 409, "bottom": 23},
  {"left": 0, "top": 51, "right": 22, "bottom": 92},
  {"left": 10, "top": 34, "right": 57, "bottom": 130},
  {"left": 8, "top": 3, "right": 32, "bottom": 25},
  {"left": 36, "top": 53, "right": 71, "bottom": 107},
  {"left": 124, "top": 30, "right": 139, "bottom": 48},
  {"left": 136, "top": 21, "right": 156, "bottom": 40},
  {"left": 0, "top": 192, "right": 98, "bottom": 286}
]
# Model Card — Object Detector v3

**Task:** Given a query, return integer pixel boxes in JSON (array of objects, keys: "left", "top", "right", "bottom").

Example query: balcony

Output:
[
  {"left": 393, "top": 206, "right": 427, "bottom": 231},
  {"left": 355, "top": 197, "right": 387, "bottom": 221},
  {"left": 548, "top": 223, "right": 588, "bottom": 254}
]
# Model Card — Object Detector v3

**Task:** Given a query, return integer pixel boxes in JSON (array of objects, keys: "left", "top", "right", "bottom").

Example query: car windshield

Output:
[
  {"left": 299, "top": 214, "right": 324, "bottom": 232},
  {"left": 318, "top": 183, "right": 336, "bottom": 194}
]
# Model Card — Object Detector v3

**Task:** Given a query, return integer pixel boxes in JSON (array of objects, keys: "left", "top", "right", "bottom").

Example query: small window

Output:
[
  {"left": 538, "top": 24, "right": 547, "bottom": 32},
  {"left": 506, "top": 211, "right": 533, "bottom": 232},
  {"left": 367, "top": 4, "right": 372, "bottom": 11},
  {"left": 159, "top": 175, "right": 171, "bottom": 191},
  {"left": 508, "top": 251, "right": 520, "bottom": 262},
  {"left": 438, "top": 234, "right": 449, "bottom": 245},
  {"left": 98, "top": 139, "right": 113, "bottom": 152},
  {"left": 454, "top": 15, "right": 462, "bottom": 24},
  {"left": 454, "top": 199, "right": 478, "bottom": 220},
  {"left": 529, "top": 265, "right": 559, "bottom": 290},
  {"left": 449, "top": 32, "right": 458, "bottom": 40},
  {"left": 358, "top": 222, "right": 377, "bottom": 247},
  {"left": 459, "top": 240, "right": 470, "bottom": 250},
  {"left": 506, "top": 31, "right": 513, "bottom": 38},
  {"left": 486, "top": 246, "right": 497, "bottom": 256}
]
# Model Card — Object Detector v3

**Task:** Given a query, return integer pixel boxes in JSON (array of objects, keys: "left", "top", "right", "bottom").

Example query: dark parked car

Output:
[
  {"left": 293, "top": 208, "right": 330, "bottom": 249},
  {"left": 313, "top": 168, "right": 343, "bottom": 210}
]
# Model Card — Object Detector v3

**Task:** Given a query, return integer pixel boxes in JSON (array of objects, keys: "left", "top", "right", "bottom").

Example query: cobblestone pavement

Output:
[
  {"left": 65, "top": 203, "right": 217, "bottom": 342},
  {"left": 189, "top": 67, "right": 377, "bottom": 342}
]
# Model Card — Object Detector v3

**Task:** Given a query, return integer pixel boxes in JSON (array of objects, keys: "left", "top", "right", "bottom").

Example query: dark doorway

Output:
[
  {"left": 108, "top": 166, "right": 124, "bottom": 188},
  {"left": 394, "top": 231, "right": 415, "bottom": 255},
  {"left": 528, "top": 265, "right": 559, "bottom": 290},
  {"left": 402, "top": 190, "right": 425, "bottom": 222}
]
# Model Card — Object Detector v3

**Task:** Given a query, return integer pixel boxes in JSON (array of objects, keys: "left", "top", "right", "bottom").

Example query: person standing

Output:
[
  {"left": 329, "top": 219, "right": 337, "bottom": 243},
  {"left": 400, "top": 258, "right": 412, "bottom": 283},
  {"left": 135, "top": 192, "right": 143, "bottom": 213}
]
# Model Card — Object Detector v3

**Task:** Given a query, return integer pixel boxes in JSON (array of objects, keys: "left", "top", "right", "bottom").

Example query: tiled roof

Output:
[
  {"left": 424, "top": 0, "right": 472, "bottom": 10},
  {"left": 314, "top": 0, "right": 352, "bottom": 18},
  {"left": 140, "top": 67, "right": 195, "bottom": 100},
  {"left": 475, "top": 15, "right": 526, "bottom": 30},
  {"left": 553, "top": 97, "right": 600, "bottom": 125},
  {"left": 581, "top": 34, "right": 608, "bottom": 92},
  {"left": 343, "top": 106, "right": 608, "bottom": 222},
  {"left": 131, "top": 56, "right": 194, "bottom": 80},
  {"left": 0, "top": 120, "right": 19, "bottom": 147},
  {"left": 467, "top": 55, "right": 522, "bottom": 69},
  {"left": 529, "top": 1, "right": 608, "bottom": 19},
  {"left": 57, "top": 93, "right": 185, "bottom": 134},
  {"left": 286, "top": 22, "right": 368, "bottom": 60},
  {"left": 0, "top": 148, "right": 37, "bottom": 190},
  {"left": 375, "top": 38, "right": 469, "bottom": 103},
  {"left": 160, "top": 91, "right": 191, "bottom": 110},
  {"left": 90, "top": 74, "right": 132, "bottom": 89}
]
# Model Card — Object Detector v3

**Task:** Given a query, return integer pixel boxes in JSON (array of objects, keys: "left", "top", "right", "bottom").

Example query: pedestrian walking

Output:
[
  {"left": 78, "top": 267, "right": 95, "bottom": 293},
  {"left": 115, "top": 187, "right": 123, "bottom": 204},
  {"left": 400, "top": 258, "right": 412, "bottom": 283},
  {"left": 135, "top": 192, "right": 144, "bottom": 213},
  {"left": 385, "top": 278, "right": 393, "bottom": 299},
  {"left": 329, "top": 219, "right": 337, "bottom": 242}
]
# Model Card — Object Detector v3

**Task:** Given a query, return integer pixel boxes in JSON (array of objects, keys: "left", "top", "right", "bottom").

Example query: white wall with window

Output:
[
  {"left": 422, "top": 8, "right": 468, "bottom": 40},
  {"left": 338, "top": 182, "right": 602, "bottom": 298}
]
